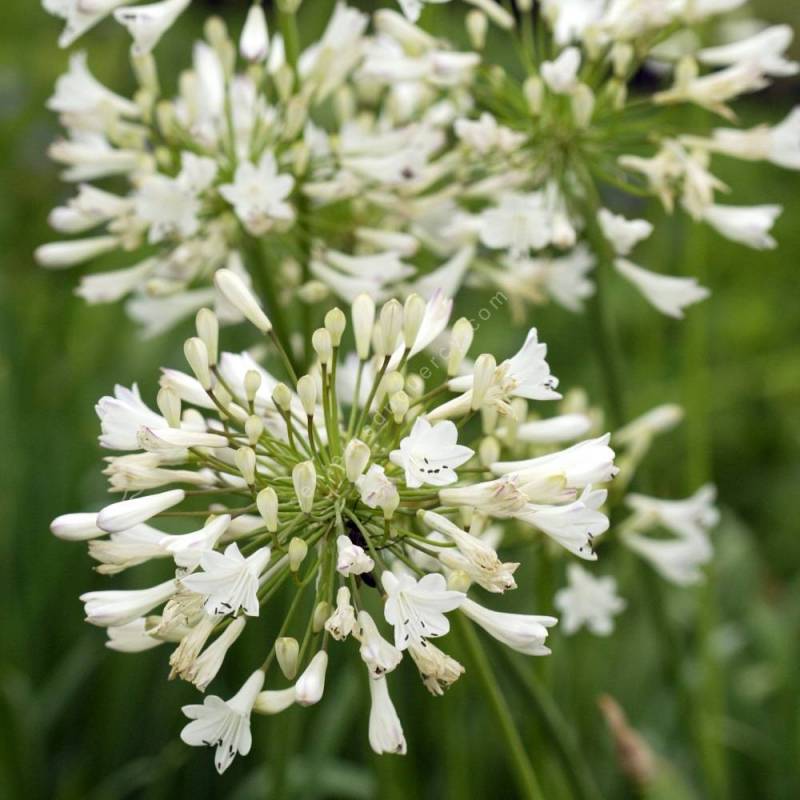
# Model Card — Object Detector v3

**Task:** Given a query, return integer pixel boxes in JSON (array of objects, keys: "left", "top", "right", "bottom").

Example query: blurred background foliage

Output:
[{"left": 1, "top": 1, "right": 798, "bottom": 798}]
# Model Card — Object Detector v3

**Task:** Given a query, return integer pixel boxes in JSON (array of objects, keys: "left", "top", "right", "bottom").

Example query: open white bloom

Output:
[
  {"left": 382, "top": 571, "right": 465, "bottom": 650},
  {"left": 707, "top": 108, "right": 800, "bottom": 170},
  {"left": 597, "top": 209, "right": 653, "bottom": 256},
  {"left": 614, "top": 258, "right": 710, "bottom": 318},
  {"left": 368, "top": 676, "right": 407, "bottom": 755},
  {"left": 44, "top": 0, "right": 130, "bottom": 48},
  {"left": 702, "top": 204, "right": 780, "bottom": 249},
  {"left": 160, "top": 515, "right": 231, "bottom": 571},
  {"left": 541, "top": 47, "right": 581, "bottom": 94},
  {"left": 336, "top": 534, "right": 375, "bottom": 576},
  {"left": 390, "top": 418, "right": 474, "bottom": 488},
  {"left": 181, "top": 668, "right": 264, "bottom": 774},
  {"left": 622, "top": 531, "right": 712, "bottom": 586},
  {"left": 324, "top": 587, "right": 357, "bottom": 641},
  {"left": 218, "top": 152, "right": 295, "bottom": 235},
  {"left": 554, "top": 564, "right": 625, "bottom": 635},
  {"left": 96, "top": 383, "right": 167, "bottom": 450},
  {"left": 356, "top": 465, "right": 400, "bottom": 518},
  {"left": 181, "top": 544, "right": 271, "bottom": 617},
  {"left": 184, "top": 616, "right": 248, "bottom": 692},
  {"left": 461, "top": 598, "right": 557, "bottom": 656},
  {"left": 697, "top": 25, "right": 798, "bottom": 78}
]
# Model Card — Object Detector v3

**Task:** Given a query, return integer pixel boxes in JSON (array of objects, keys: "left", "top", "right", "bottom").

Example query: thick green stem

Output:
[{"left": 456, "top": 617, "right": 544, "bottom": 800}]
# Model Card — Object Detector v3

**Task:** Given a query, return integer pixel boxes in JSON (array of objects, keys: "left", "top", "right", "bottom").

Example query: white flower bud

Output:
[
  {"left": 276, "top": 637, "right": 299, "bottom": 679},
  {"left": 471, "top": 354, "right": 496, "bottom": 410},
  {"left": 312, "top": 328, "right": 333, "bottom": 367},
  {"left": 571, "top": 84, "right": 595, "bottom": 129},
  {"left": 389, "top": 391, "right": 409, "bottom": 424},
  {"left": 324, "top": 307, "right": 346, "bottom": 346},
  {"left": 447, "top": 570, "right": 473, "bottom": 593},
  {"left": 381, "top": 371, "right": 404, "bottom": 398},
  {"left": 352, "top": 293, "right": 376, "bottom": 360},
  {"left": 240, "top": 3, "right": 269, "bottom": 62},
  {"left": 195, "top": 308, "right": 219, "bottom": 367},
  {"left": 245, "top": 415, "right": 264, "bottom": 445},
  {"left": 405, "top": 373, "right": 425, "bottom": 399},
  {"left": 288, "top": 536, "right": 308, "bottom": 571},
  {"left": 50, "top": 512, "right": 104, "bottom": 542},
  {"left": 214, "top": 268, "right": 272, "bottom": 333},
  {"left": 184, "top": 337, "right": 212, "bottom": 391},
  {"left": 235, "top": 446, "right": 257, "bottom": 485},
  {"left": 612, "top": 41, "right": 634, "bottom": 77},
  {"left": 292, "top": 461, "right": 316, "bottom": 513},
  {"left": 157, "top": 387, "right": 181, "bottom": 428},
  {"left": 448, "top": 318, "right": 474, "bottom": 376},
  {"left": 403, "top": 293, "right": 426, "bottom": 349},
  {"left": 245, "top": 369, "right": 262, "bottom": 405},
  {"left": 97, "top": 489, "right": 185, "bottom": 533},
  {"left": 256, "top": 487, "right": 279, "bottom": 532},
  {"left": 344, "top": 438, "right": 371, "bottom": 482},
  {"left": 272, "top": 382, "right": 292, "bottom": 412},
  {"left": 35, "top": 236, "right": 118, "bottom": 268},
  {"left": 523, "top": 75, "right": 544, "bottom": 115},
  {"left": 377, "top": 299, "right": 403, "bottom": 358},
  {"left": 479, "top": 436, "right": 501, "bottom": 467},
  {"left": 295, "top": 651, "right": 328, "bottom": 706},
  {"left": 312, "top": 601, "right": 331, "bottom": 633},
  {"left": 466, "top": 10, "right": 488, "bottom": 49},
  {"left": 296, "top": 375, "right": 316, "bottom": 417},
  {"left": 297, "top": 280, "right": 330, "bottom": 304}
]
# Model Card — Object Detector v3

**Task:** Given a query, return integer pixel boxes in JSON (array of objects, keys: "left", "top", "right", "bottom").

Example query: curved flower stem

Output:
[
  {"left": 456, "top": 617, "right": 544, "bottom": 800},
  {"left": 498, "top": 647, "right": 604, "bottom": 800}
]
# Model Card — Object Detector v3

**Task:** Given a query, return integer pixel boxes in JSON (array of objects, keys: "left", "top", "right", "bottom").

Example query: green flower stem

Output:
[
  {"left": 276, "top": 3, "right": 300, "bottom": 77},
  {"left": 499, "top": 647, "right": 604, "bottom": 800},
  {"left": 456, "top": 616, "right": 544, "bottom": 800}
]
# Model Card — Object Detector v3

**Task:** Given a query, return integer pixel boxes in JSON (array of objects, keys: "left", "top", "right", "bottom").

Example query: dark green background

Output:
[{"left": 1, "top": 1, "right": 798, "bottom": 798}]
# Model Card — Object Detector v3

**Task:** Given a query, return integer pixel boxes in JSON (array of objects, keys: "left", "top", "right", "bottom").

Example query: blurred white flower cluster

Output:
[{"left": 40, "top": 0, "right": 798, "bottom": 335}]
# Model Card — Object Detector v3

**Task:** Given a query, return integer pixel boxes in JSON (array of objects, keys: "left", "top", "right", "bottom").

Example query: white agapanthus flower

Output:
[
  {"left": 554, "top": 564, "right": 626, "bottom": 635},
  {"left": 390, "top": 418, "right": 474, "bottom": 488},
  {"left": 614, "top": 258, "right": 710, "bottom": 318}
]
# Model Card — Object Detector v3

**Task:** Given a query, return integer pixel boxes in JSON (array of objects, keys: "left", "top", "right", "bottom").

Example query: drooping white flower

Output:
[
  {"left": 541, "top": 47, "right": 582, "bottom": 94},
  {"left": 597, "top": 209, "right": 654, "bottom": 256},
  {"left": 390, "top": 418, "right": 474, "bottom": 488},
  {"left": 181, "top": 543, "right": 271, "bottom": 617},
  {"left": 295, "top": 651, "right": 328, "bottom": 706},
  {"left": 697, "top": 25, "right": 798, "bottom": 78},
  {"left": 707, "top": 107, "right": 800, "bottom": 170},
  {"left": 614, "top": 404, "right": 684, "bottom": 448},
  {"left": 622, "top": 530, "right": 712, "bottom": 586},
  {"left": 460, "top": 598, "right": 557, "bottom": 656},
  {"left": 702, "top": 203, "right": 780, "bottom": 249},
  {"left": 626, "top": 484, "right": 719, "bottom": 540},
  {"left": 159, "top": 514, "right": 231, "bottom": 571},
  {"left": 408, "top": 640, "right": 464, "bottom": 695},
  {"left": 336, "top": 534, "right": 375, "bottom": 576},
  {"left": 114, "top": 0, "right": 192, "bottom": 55},
  {"left": 44, "top": 0, "right": 130, "bottom": 48},
  {"left": 254, "top": 686, "right": 297, "bottom": 715},
  {"left": 479, "top": 192, "right": 554, "bottom": 258},
  {"left": 367, "top": 675, "right": 407, "bottom": 755},
  {"left": 105, "top": 618, "right": 164, "bottom": 652},
  {"left": 554, "top": 564, "right": 626, "bottom": 635},
  {"left": 218, "top": 151, "right": 295, "bottom": 235},
  {"left": 324, "top": 587, "right": 357, "bottom": 641},
  {"left": 95, "top": 383, "right": 166, "bottom": 450},
  {"left": 382, "top": 571, "right": 465, "bottom": 650},
  {"left": 180, "top": 668, "right": 264, "bottom": 774},
  {"left": 517, "top": 487, "right": 609, "bottom": 560},
  {"left": 356, "top": 610, "right": 403, "bottom": 679},
  {"left": 88, "top": 523, "right": 169, "bottom": 574},
  {"left": 97, "top": 489, "right": 186, "bottom": 532},
  {"left": 184, "top": 616, "right": 248, "bottom": 691},
  {"left": 81, "top": 578, "right": 177, "bottom": 627},
  {"left": 454, "top": 112, "right": 526, "bottom": 154},
  {"left": 614, "top": 258, "right": 710, "bottom": 318}
]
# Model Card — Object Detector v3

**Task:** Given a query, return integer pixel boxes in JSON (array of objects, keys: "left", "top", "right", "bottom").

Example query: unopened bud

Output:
[
  {"left": 245, "top": 415, "right": 263, "bottom": 445},
  {"left": 403, "top": 293, "right": 426, "bottom": 349},
  {"left": 312, "top": 601, "right": 331, "bottom": 633},
  {"left": 214, "top": 268, "right": 272, "bottom": 333},
  {"left": 297, "top": 375, "right": 316, "bottom": 417},
  {"left": 184, "top": 337, "right": 212, "bottom": 390},
  {"left": 312, "top": 328, "right": 333, "bottom": 367},
  {"left": 344, "top": 439, "right": 370, "bottom": 482},
  {"left": 245, "top": 369, "right": 262, "bottom": 405},
  {"left": 405, "top": 373, "right": 425, "bottom": 398},
  {"left": 157, "top": 387, "right": 181, "bottom": 428},
  {"left": 523, "top": 75, "right": 544, "bottom": 115},
  {"left": 481, "top": 404, "right": 498, "bottom": 434},
  {"left": 195, "top": 308, "right": 219, "bottom": 367},
  {"left": 289, "top": 536, "right": 308, "bottom": 571},
  {"left": 447, "top": 569, "right": 473, "bottom": 593},
  {"left": 479, "top": 436, "right": 501, "bottom": 467},
  {"left": 389, "top": 391, "right": 409, "bottom": 423},
  {"left": 612, "top": 42, "right": 634, "bottom": 77},
  {"left": 292, "top": 461, "right": 316, "bottom": 513},
  {"left": 240, "top": 3, "right": 269, "bottom": 62},
  {"left": 377, "top": 299, "right": 403, "bottom": 358},
  {"left": 324, "top": 307, "right": 346, "bottom": 346},
  {"left": 381, "top": 371, "right": 404, "bottom": 397},
  {"left": 235, "top": 446, "right": 256, "bottom": 485},
  {"left": 466, "top": 10, "right": 488, "bottom": 49},
  {"left": 275, "top": 637, "right": 299, "bottom": 680},
  {"left": 297, "top": 280, "right": 330, "bottom": 304},
  {"left": 257, "top": 487, "right": 279, "bottom": 532},
  {"left": 352, "top": 293, "right": 376, "bottom": 360},
  {"left": 571, "top": 84, "right": 595, "bottom": 128},
  {"left": 471, "top": 354, "right": 496, "bottom": 410},
  {"left": 448, "top": 318, "right": 474, "bottom": 376}
]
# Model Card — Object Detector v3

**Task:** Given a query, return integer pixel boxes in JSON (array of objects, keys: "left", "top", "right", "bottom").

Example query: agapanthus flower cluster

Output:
[{"left": 52, "top": 272, "right": 633, "bottom": 770}]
